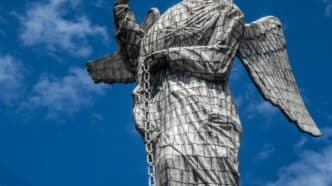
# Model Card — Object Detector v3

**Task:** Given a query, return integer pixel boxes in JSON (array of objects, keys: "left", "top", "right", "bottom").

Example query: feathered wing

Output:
[
  {"left": 86, "top": 51, "right": 136, "bottom": 84},
  {"left": 86, "top": 8, "right": 160, "bottom": 84},
  {"left": 237, "top": 16, "right": 321, "bottom": 137}
]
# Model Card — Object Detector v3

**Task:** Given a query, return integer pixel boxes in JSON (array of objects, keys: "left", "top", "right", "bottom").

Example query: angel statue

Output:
[{"left": 86, "top": 0, "right": 321, "bottom": 185}]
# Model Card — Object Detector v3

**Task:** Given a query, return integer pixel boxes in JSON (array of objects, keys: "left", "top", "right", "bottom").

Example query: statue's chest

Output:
[{"left": 141, "top": 1, "right": 223, "bottom": 55}]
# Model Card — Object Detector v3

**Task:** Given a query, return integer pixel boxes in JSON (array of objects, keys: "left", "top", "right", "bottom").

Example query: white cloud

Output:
[
  {"left": 230, "top": 60, "right": 279, "bottom": 121},
  {"left": 21, "top": 67, "right": 106, "bottom": 117},
  {"left": 328, "top": 114, "right": 332, "bottom": 122},
  {"left": 240, "top": 88, "right": 278, "bottom": 120},
  {"left": 95, "top": 0, "right": 105, "bottom": 8},
  {"left": 266, "top": 145, "right": 332, "bottom": 186},
  {"left": 90, "top": 113, "right": 104, "bottom": 121},
  {"left": 19, "top": 0, "right": 108, "bottom": 57},
  {"left": 0, "top": 55, "right": 24, "bottom": 105},
  {"left": 323, "top": 0, "right": 332, "bottom": 17},
  {"left": 266, "top": 127, "right": 332, "bottom": 186},
  {"left": 257, "top": 144, "right": 276, "bottom": 160},
  {"left": 256, "top": 101, "right": 278, "bottom": 117},
  {"left": 294, "top": 136, "right": 308, "bottom": 152},
  {"left": 319, "top": 127, "right": 332, "bottom": 143},
  {"left": 327, "top": 5, "right": 332, "bottom": 16},
  {"left": 230, "top": 61, "right": 278, "bottom": 117}
]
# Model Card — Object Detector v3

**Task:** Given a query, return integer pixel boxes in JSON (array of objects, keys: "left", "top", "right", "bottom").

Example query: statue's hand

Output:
[{"left": 115, "top": 0, "right": 128, "bottom": 5}]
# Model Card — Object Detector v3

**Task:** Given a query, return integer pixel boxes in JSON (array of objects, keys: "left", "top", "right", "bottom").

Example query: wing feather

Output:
[
  {"left": 86, "top": 51, "right": 135, "bottom": 84},
  {"left": 237, "top": 16, "right": 321, "bottom": 137}
]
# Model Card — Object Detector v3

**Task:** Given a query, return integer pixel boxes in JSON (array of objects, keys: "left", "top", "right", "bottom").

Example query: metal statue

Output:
[{"left": 86, "top": 0, "right": 321, "bottom": 185}]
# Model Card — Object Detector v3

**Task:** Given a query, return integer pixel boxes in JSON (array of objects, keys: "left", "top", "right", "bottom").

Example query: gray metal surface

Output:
[
  {"left": 86, "top": 0, "right": 321, "bottom": 185},
  {"left": 86, "top": 51, "right": 135, "bottom": 84},
  {"left": 237, "top": 17, "right": 321, "bottom": 137}
]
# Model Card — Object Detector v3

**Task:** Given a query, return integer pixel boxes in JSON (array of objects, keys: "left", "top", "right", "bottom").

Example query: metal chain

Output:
[{"left": 141, "top": 61, "right": 156, "bottom": 186}]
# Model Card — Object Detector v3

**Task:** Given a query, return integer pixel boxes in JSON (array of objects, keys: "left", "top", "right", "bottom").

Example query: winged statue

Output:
[{"left": 86, "top": 0, "right": 321, "bottom": 185}]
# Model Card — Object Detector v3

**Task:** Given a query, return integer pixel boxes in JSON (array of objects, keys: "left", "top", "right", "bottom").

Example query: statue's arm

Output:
[
  {"left": 113, "top": 0, "right": 145, "bottom": 72},
  {"left": 147, "top": 45, "right": 239, "bottom": 81},
  {"left": 146, "top": 6, "right": 244, "bottom": 81}
]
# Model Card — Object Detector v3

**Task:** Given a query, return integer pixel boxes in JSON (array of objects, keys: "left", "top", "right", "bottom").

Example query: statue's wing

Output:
[
  {"left": 140, "top": 8, "right": 161, "bottom": 32},
  {"left": 237, "top": 16, "right": 321, "bottom": 137},
  {"left": 86, "top": 51, "right": 135, "bottom": 84}
]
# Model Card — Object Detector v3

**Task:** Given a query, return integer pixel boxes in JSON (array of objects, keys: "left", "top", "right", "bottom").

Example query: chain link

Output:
[{"left": 141, "top": 61, "right": 156, "bottom": 186}]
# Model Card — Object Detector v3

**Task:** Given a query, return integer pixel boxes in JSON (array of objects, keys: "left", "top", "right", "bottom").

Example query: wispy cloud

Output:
[
  {"left": 237, "top": 86, "right": 278, "bottom": 120},
  {"left": 21, "top": 67, "right": 106, "bottom": 118},
  {"left": 230, "top": 60, "right": 279, "bottom": 124},
  {"left": 266, "top": 145, "right": 332, "bottom": 186},
  {"left": 266, "top": 127, "right": 332, "bottom": 186},
  {"left": 19, "top": 0, "right": 108, "bottom": 57},
  {"left": 323, "top": 0, "right": 332, "bottom": 17},
  {"left": 256, "top": 102, "right": 278, "bottom": 118},
  {"left": 0, "top": 55, "right": 24, "bottom": 106},
  {"left": 256, "top": 144, "right": 276, "bottom": 160},
  {"left": 328, "top": 114, "right": 332, "bottom": 122},
  {"left": 294, "top": 136, "right": 308, "bottom": 152},
  {"left": 95, "top": 0, "right": 105, "bottom": 8},
  {"left": 0, "top": 57, "right": 106, "bottom": 119},
  {"left": 319, "top": 127, "right": 332, "bottom": 143},
  {"left": 90, "top": 113, "right": 104, "bottom": 121}
]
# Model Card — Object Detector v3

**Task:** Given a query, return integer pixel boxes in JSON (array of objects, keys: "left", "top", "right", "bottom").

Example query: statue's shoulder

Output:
[
  {"left": 159, "top": 1, "right": 186, "bottom": 17},
  {"left": 165, "top": 0, "right": 243, "bottom": 16}
]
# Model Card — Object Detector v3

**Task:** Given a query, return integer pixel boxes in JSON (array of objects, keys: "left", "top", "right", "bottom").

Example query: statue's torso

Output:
[
  {"left": 134, "top": 0, "right": 243, "bottom": 137},
  {"left": 133, "top": 1, "right": 243, "bottom": 184},
  {"left": 141, "top": 0, "right": 233, "bottom": 56}
]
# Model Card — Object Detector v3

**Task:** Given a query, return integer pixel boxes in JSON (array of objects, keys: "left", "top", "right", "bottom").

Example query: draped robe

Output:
[{"left": 118, "top": 0, "right": 245, "bottom": 185}]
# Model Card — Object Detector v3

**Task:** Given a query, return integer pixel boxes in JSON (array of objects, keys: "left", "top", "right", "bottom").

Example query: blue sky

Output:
[{"left": 0, "top": 0, "right": 331, "bottom": 185}]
